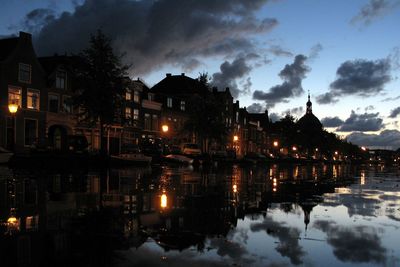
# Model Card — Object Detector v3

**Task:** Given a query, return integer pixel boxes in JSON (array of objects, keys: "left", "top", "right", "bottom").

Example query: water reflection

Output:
[{"left": 0, "top": 164, "right": 399, "bottom": 266}]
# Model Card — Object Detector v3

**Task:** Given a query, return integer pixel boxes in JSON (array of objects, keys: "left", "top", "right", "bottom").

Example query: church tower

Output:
[{"left": 306, "top": 91, "right": 312, "bottom": 114}]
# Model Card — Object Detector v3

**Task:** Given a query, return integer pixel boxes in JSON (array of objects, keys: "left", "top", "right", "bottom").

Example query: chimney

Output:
[
  {"left": 166, "top": 73, "right": 172, "bottom": 77},
  {"left": 19, "top": 31, "right": 32, "bottom": 41},
  {"left": 181, "top": 73, "right": 185, "bottom": 76}
]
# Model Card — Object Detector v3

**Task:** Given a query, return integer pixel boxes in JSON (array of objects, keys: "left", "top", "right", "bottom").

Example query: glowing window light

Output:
[{"left": 160, "top": 193, "right": 167, "bottom": 208}]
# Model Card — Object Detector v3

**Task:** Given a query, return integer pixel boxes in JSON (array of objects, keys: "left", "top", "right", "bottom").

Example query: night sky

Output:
[{"left": 1, "top": 0, "right": 399, "bottom": 149}]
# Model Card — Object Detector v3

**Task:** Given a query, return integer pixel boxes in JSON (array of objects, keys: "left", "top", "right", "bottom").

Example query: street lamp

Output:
[
  {"left": 233, "top": 135, "right": 239, "bottom": 142},
  {"left": 162, "top": 124, "right": 169, "bottom": 133},
  {"left": 273, "top": 141, "right": 279, "bottom": 147},
  {"left": 8, "top": 103, "right": 18, "bottom": 151}
]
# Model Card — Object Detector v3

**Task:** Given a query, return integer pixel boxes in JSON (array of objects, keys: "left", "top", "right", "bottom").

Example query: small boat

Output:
[
  {"left": 110, "top": 153, "right": 152, "bottom": 165},
  {"left": 164, "top": 154, "right": 194, "bottom": 165},
  {"left": 0, "top": 147, "right": 13, "bottom": 164}
]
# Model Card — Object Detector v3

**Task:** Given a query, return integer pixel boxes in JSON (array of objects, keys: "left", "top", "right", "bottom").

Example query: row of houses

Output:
[{"left": 0, "top": 32, "right": 269, "bottom": 156}]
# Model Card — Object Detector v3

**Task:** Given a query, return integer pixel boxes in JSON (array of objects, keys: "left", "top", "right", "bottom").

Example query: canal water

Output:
[{"left": 0, "top": 163, "right": 399, "bottom": 267}]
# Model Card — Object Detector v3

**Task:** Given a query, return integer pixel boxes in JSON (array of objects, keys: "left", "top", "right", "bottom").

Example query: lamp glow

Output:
[
  {"left": 8, "top": 103, "right": 18, "bottom": 114},
  {"left": 233, "top": 135, "right": 238, "bottom": 142},
  {"left": 160, "top": 193, "right": 167, "bottom": 208},
  {"left": 162, "top": 125, "right": 169, "bottom": 133}
]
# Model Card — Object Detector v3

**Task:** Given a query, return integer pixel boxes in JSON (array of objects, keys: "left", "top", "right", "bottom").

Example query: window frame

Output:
[
  {"left": 27, "top": 88, "right": 40, "bottom": 111},
  {"left": 18, "top": 63, "right": 31, "bottom": 84}
]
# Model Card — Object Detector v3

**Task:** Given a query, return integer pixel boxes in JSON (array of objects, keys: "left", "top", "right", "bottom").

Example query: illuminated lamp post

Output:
[
  {"left": 161, "top": 124, "right": 169, "bottom": 154},
  {"left": 233, "top": 135, "right": 239, "bottom": 158},
  {"left": 8, "top": 103, "right": 18, "bottom": 152}
]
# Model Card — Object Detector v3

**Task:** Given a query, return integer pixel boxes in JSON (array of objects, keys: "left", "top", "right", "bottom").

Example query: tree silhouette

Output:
[{"left": 73, "top": 30, "right": 129, "bottom": 155}]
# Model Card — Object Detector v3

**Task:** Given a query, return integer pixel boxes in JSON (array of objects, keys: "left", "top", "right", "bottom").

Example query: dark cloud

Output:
[
  {"left": 269, "top": 112, "right": 280, "bottom": 122},
  {"left": 346, "top": 129, "right": 400, "bottom": 149},
  {"left": 314, "top": 220, "right": 387, "bottom": 264},
  {"left": 389, "top": 46, "right": 400, "bottom": 70},
  {"left": 317, "top": 59, "right": 391, "bottom": 104},
  {"left": 209, "top": 238, "right": 253, "bottom": 264},
  {"left": 250, "top": 217, "right": 305, "bottom": 265},
  {"left": 389, "top": 107, "right": 400, "bottom": 118},
  {"left": 268, "top": 45, "right": 293, "bottom": 57},
  {"left": 253, "top": 54, "right": 309, "bottom": 107},
  {"left": 212, "top": 55, "right": 252, "bottom": 98},
  {"left": 365, "top": 105, "right": 375, "bottom": 111},
  {"left": 381, "top": 95, "right": 400, "bottom": 102},
  {"left": 26, "top": 0, "right": 277, "bottom": 75},
  {"left": 282, "top": 106, "right": 304, "bottom": 118},
  {"left": 351, "top": 0, "right": 400, "bottom": 25},
  {"left": 11, "top": 8, "right": 56, "bottom": 33},
  {"left": 321, "top": 116, "right": 344, "bottom": 128},
  {"left": 247, "top": 103, "right": 265, "bottom": 113},
  {"left": 315, "top": 92, "right": 338, "bottom": 104},
  {"left": 337, "top": 111, "right": 383, "bottom": 132},
  {"left": 308, "top": 43, "right": 323, "bottom": 61}
]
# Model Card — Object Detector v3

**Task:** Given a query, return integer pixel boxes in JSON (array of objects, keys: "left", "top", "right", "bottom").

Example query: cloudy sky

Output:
[{"left": 0, "top": 0, "right": 399, "bottom": 149}]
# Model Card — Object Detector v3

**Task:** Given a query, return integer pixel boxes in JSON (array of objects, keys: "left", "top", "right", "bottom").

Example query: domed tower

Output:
[{"left": 297, "top": 92, "right": 322, "bottom": 130}]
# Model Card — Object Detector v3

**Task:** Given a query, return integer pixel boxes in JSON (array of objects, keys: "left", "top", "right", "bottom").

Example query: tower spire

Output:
[{"left": 306, "top": 90, "right": 312, "bottom": 114}]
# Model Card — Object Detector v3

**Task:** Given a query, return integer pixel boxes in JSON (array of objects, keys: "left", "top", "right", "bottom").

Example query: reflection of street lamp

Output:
[
  {"left": 8, "top": 103, "right": 18, "bottom": 151},
  {"left": 160, "top": 192, "right": 167, "bottom": 208},
  {"left": 292, "top": 146, "right": 297, "bottom": 151},
  {"left": 233, "top": 135, "right": 238, "bottom": 142}
]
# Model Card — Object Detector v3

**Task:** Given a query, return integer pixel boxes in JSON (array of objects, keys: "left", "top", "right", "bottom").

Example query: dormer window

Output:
[
  {"left": 133, "top": 91, "right": 140, "bottom": 103},
  {"left": 167, "top": 97, "right": 173, "bottom": 108},
  {"left": 19, "top": 63, "right": 31, "bottom": 84},
  {"left": 56, "top": 70, "right": 66, "bottom": 89}
]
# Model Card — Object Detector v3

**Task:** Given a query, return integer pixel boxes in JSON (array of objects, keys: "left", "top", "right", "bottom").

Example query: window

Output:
[
  {"left": 126, "top": 91, "right": 131, "bottom": 101},
  {"left": 148, "top": 93, "right": 154, "bottom": 101},
  {"left": 48, "top": 94, "right": 59, "bottom": 113},
  {"left": 133, "top": 109, "right": 139, "bottom": 120},
  {"left": 19, "top": 63, "right": 31, "bottom": 83},
  {"left": 152, "top": 114, "right": 159, "bottom": 131},
  {"left": 8, "top": 86, "right": 22, "bottom": 107},
  {"left": 24, "top": 119, "right": 37, "bottom": 146},
  {"left": 144, "top": 113, "right": 151, "bottom": 130},
  {"left": 62, "top": 96, "right": 72, "bottom": 113},
  {"left": 56, "top": 70, "right": 66, "bottom": 89},
  {"left": 167, "top": 97, "right": 172, "bottom": 108},
  {"left": 125, "top": 107, "right": 132, "bottom": 119},
  {"left": 133, "top": 91, "right": 140, "bottom": 103},
  {"left": 180, "top": 100, "right": 185, "bottom": 111},
  {"left": 27, "top": 89, "right": 40, "bottom": 110},
  {"left": 236, "top": 112, "right": 239, "bottom": 123}
]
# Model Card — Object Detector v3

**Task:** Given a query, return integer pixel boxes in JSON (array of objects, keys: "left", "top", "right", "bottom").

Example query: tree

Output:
[
  {"left": 183, "top": 94, "right": 227, "bottom": 152},
  {"left": 74, "top": 30, "right": 129, "bottom": 155}
]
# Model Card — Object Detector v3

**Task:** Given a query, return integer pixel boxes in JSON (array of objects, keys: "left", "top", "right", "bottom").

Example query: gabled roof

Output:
[
  {"left": 0, "top": 37, "right": 19, "bottom": 61},
  {"left": 151, "top": 74, "right": 210, "bottom": 97}
]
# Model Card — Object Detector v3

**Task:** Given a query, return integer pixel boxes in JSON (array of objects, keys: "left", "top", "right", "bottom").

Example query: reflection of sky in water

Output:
[{"left": 119, "top": 167, "right": 400, "bottom": 267}]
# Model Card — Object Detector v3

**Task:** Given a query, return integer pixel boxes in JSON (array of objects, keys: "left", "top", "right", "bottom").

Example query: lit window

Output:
[
  {"left": 133, "top": 91, "right": 140, "bottom": 103},
  {"left": 126, "top": 91, "right": 131, "bottom": 101},
  {"left": 133, "top": 109, "right": 139, "bottom": 120},
  {"left": 167, "top": 98, "right": 172, "bottom": 108},
  {"left": 8, "top": 86, "right": 22, "bottom": 107},
  {"left": 19, "top": 63, "right": 31, "bottom": 83},
  {"left": 180, "top": 100, "right": 185, "bottom": 111},
  {"left": 62, "top": 96, "right": 72, "bottom": 113},
  {"left": 48, "top": 94, "right": 59, "bottom": 113},
  {"left": 125, "top": 107, "right": 132, "bottom": 119},
  {"left": 27, "top": 89, "right": 40, "bottom": 110},
  {"left": 56, "top": 70, "right": 66, "bottom": 89}
]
